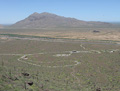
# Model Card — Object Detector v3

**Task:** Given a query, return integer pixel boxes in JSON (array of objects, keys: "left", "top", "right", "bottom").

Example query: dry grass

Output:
[{"left": 1, "top": 27, "right": 120, "bottom": 41}]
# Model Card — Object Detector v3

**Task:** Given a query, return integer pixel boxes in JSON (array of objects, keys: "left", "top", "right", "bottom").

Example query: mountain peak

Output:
[
  {"left": 33, "top": 12, "right": 39, "bottom": 14},
  {"left": 30, "top": 12, "right": 56, "bottom": 17},
  {"left": 40, "top": 12, "right": 57, "bottom": 16},
  {"left": 12, "top": 12, "right": 112, "bottom": 28},
  {"left": 31, "top": 12, "right": 39, "bottom": 15},
  {"left": 41, "top": 12, "right": 50, "bottom": 14}
]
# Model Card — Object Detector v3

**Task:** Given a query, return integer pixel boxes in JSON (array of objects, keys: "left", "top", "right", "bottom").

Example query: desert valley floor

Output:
[{"left": 0, "top": 35, "right": 120, "bottom": 91}]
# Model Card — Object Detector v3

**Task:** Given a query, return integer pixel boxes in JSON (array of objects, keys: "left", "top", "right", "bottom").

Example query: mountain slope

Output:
[
  {"left": 0, "top": 24, "right": 3, "bottom": 28},
  {"left": 11, "top": 12, "right": 112, "bottom": 28}
]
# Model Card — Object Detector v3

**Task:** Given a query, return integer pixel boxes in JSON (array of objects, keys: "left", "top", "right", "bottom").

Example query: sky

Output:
[{"left": 0, "top": 0, "right": 120, "bottom": 24}]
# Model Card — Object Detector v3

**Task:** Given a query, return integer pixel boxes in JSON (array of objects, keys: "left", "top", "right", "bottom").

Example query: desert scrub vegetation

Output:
[{"left": 0, "top": 37, "right": 120, "bottom": 91}]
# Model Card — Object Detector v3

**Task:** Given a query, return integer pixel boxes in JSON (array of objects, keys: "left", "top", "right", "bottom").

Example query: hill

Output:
[{"left": 11, "top": 12, "right": 112, "bottom": 28}]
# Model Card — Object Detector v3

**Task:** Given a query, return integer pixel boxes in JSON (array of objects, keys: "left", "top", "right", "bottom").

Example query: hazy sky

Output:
[{"left": 0, "top": 0, "right": 120, "bottom": 24}]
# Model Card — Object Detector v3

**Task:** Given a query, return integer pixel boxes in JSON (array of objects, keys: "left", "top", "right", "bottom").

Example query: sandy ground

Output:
[
  {"left": 0, "top": 28, "right": 120, "bottom": 41},
  {"left": 17, "top": 31, "right": 120, "bottom": 41}
]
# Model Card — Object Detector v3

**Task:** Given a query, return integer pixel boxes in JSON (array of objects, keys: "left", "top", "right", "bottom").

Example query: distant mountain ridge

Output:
[
  {"left": 11, "top": 12, "right": 112, "bottom": 28},
  {"left": 0, "top": 24, "right": 3, "bottom": 28}
]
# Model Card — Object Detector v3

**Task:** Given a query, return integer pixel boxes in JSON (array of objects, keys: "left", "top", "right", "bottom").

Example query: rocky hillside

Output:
[{"left": 11, "top": 12, "right": 112, "bottom": 28}]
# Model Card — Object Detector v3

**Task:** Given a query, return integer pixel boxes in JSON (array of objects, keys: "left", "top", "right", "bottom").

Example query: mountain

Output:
[
  {"left": 0, "top": 24, "right": 3, "bottom": 28},
  {"left": 11, "top": 12, "right": 112, "bottom": 28}
]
